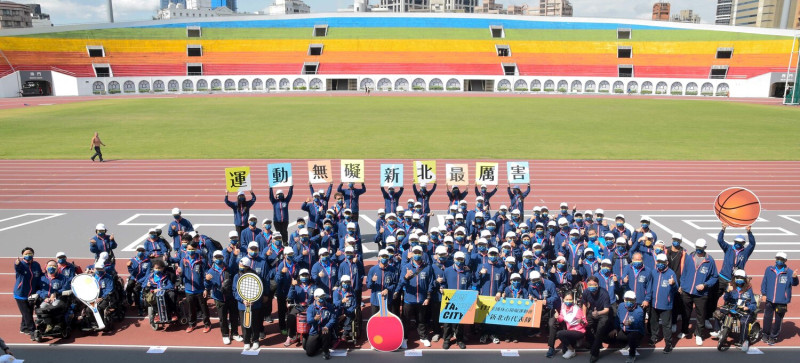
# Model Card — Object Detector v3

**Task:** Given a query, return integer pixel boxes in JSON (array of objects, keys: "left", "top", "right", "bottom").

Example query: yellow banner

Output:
[
  {"left": 340, "top": 159, "right": 365, "bottom": 183},
  {"left": 225, "top": 167, "right": 252, "bottom": 193},
  {"left": 414, "top": 160, "right": 437, "bottom": 184}
]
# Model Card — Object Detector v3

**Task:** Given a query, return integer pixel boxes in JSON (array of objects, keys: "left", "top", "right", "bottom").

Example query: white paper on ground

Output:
[
  {"left": 501, "top": 350, "right": 519, "bottom": 357},
  {"left": 405, "top": 349, "right": 423, "bottom": 356},
  {"left": 619, "top": 350, "right": 641, "bottom": 356},
  {"left": 330, "top": 350, "right": 348, "bottom": 357},
  {"left": 746, "top": 348, "right": 764, "bottom": 355},
  {"left": 241, "top": 349, "right": 259, "bottom": 356},
  {"left": 147, "top": 346, "right": 167, "bottom": 354}
]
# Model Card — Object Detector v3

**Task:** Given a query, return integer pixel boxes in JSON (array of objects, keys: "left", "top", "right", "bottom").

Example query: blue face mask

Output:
[
  {"left": 301, "top": 236, "right": 310, "bottom": 242},
  {"left": 586, "top": 255, "right": 595, "bottom": 261},
  {"left": 655, "top": 248, "right": 663, "bottom": 255},
  {"left": 601, "top": 267, "right": 611, "bottom": 275},
  {"left": 137, "top": 252, "right": 146, "bottom": 259},
  {"left": 542, "top": 212, "right": 548, "bottom": 218},
  {"left": 341, "top": 283, "right": 350, "bottom": 290},
  {"left": 297, "top": 224, "right": 305, "bottom": 229},
  {"left": 388, "top": 220, "right": 397, "bottom": 226},
  {"left": 347, "top": 230, "right": 355, "bottom": 236},
  {"left": 265, "top": 224, "right": 272, "bottom": 230},
  {"left": 695, "top": 249, "right": 705, "bottom": 255},
  {"left": 632, "top": 261, "right": 643, "bottom": 269},
  {"left": 523, "top": 258, "right": 533, "bottom": 265},
  {"left": 397, "top": 235, "right": 406, "bottom": 240},
  {"left": 488, "top": 256, "right": 498, "bottom": 262},
  {"left": 641, "top": 223, "right": 649, "bottom": 229},
  {"left": 570, "top": 236, "right": 578, "bottom": 243},
  {"left": 57, "top": 258, "right": 66, "bottom": 264},
  {"left": 575, "top": 218, "right": 583, "bottom": 223},
  {"left": 249, "top": 221, "right": 256, "bottom": 226},
  {"left": 589, "top": 236, "right": 598, "bottom": 242},
  {"left": 500, "top": 211, "right": 507, "bottom": 216},
  {"left": 625, "top": 301, "right": 636, "bottom": 309},
  {"left": 616, "top": 222, "right": 624, "bottom": 227},
  {"left": 410, "top": 242, "right": 419, "bottom": 247},
  {"left": 173, "top": 215, "right": 181, "bottom": 220},
  {"left": 564, "top": 301, "right": 574, "bottom": 308},
  {"left": 475, "top": 218, "right": 483, "bottom": 223},
  {"left": 557, "top": 263, "right": 566, "bottom": 270},
  {"left": 189, "top": 250, "right": 198, "bottom": 258},
  {"left": 478, "top": 245, "right": 487, "bottom": 252},
  {"left": 321, "top": 256, "right": 330, "bottom": 263},
  {"left": 523, "top": 239, "right": 532, "bottom": 246},
  {"left": 586, "top": 217, "right": 593, "bottom": 222},
  {"left": 476, "top": 203, "right": 483, "bottom": 209},
  {"left": 300, "top": 277, "right": 309, "bottom": 283},
  {"left": 512, "top": 281, "right": 521, "bottom": 288},
  {"left": 455, "top": 236, "right": 464, "bottom": 242},
  {"left": 534, "top": 249, "right": 542, "bottom": 256},
  {"left": 536, "top": 230, "right": 544, "bottom": 236},
  {"left": 327, "top": 214, "right": 334, "bottom": 219},
  {"left": 380, "top": 258, "right": 388, "bottom": 265},
  {"left": 506, "top": 263, "right": 515, "bottom": 269},
  {"left": 734, "top": 243, "right": 744, "bottom": 249},
  {"left": 248, "top": 251, "right": 257, "bottom": 257},
  {"left": 587, "top": 286, "right": 598, "bottom": 293},
  {"left": 617, "top": 246, "right": 626, "bottom": 253},
  {"left": 776, "top": 260, "right": 786, "bottom": 268},
  {"left": 561, "top": 226, "right": 570, "bottom": 232},
  {"left": 149, "top": 233, "right": 157, "bottom": 239},
  {"left": 672, "top": 241, "right": 681, "bottom": 248},
  {"left": 46, "top": 266, "right": 57, "bottom": 274},
  {"left": 548, "top": 227, "right": 557, "bottom": 233},
  {"left": 214, "top": 259, "right": 224, "bottom": 265},
  {"left": 154, "top": 269, "right": 163, "bottom": 276},
  {"left": 656, "top": 263, "right": 666, "bottom": 270},
  {"left": 438, "top": 256, "right": 447, "bottom": 263},
  {"left": 345, "top": 215, "right": 352, "bottom": 221},
  {"left": 324, "top": 226, "right": 332, "bottom": 232},
  {"left": 454, "top": 260, "right": 464, "bottom": 267},
  {"left": 735, "top": 279, "right": 745, "bottom": 285},
  {"left": 412, "top": 254, "right": 422, "bottom": 261},
  {"left": 502, "top": 248, "right": 510, "bottom": 255}
]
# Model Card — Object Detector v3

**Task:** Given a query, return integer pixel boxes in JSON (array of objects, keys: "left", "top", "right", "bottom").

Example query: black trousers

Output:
[
  {"left": 443, "top": 323, "right": 464, "bottom": 343},
  {"left": 403, "top": 302, "right": 428, "bottom": 340},
  {"left": 16, "top": 298, "right": 35, "bottom": 333},
  {"left": 650, "top": 307, "right": 672, "bottom": 346},
  {"left": 239, "top": 308, "right": 263, "bottom": 344},
  {"left": 617, "top": 331, "right": 642, "bottom": 357},
  {"left": 429, "top": 299, "right": 442, "bottom": 335},
  {"left": 276, "top": 296, "right": 288, "bottom": 330},
  {"left": 547, "top": 316, "right": 562, "bottom": 348},
  {"left": 287, "top": 306, "right": 303, "bottom": 337},
  {"left": 215, "top": 298, "right": 239, "bottom": 337},
  {"left": 275, "top": 221, "right": 289, "bottom": 242},
  {"left": 557, "top": 330, "right": 584, "bottom": 349},
  {"left": 680, "top": 292, "right": 707, "bottom": 336},
  {"left": 672, "top": 296, "right": 687, "bottom": 325},
  {"left": 91, "top": 146, "right": 103, "bottom": 161},
  {"left": 185, "top": 293, "right": 210, "bottom": 327},
  {"left": 763, "top": 301, "right": 787, "bottom": 339},
  {"left": 706, "top": 279, "right": 728, "bottom": 318},
  {"left": 263, "top": 288, "right": 276, "bottom": 322},
  {"left": 305, "top": 331, "right": 333, "bottom": 356},
  {"left": 235, "top": 225, "right": 246, "bottom": 236},
  {"left": 585, "top": 313, "right": 610, "bottom": 356}
]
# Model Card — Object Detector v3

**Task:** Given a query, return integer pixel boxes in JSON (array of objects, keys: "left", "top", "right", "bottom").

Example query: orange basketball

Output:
[{"left": 714, "top": 187, "right": 761, "bottom": 228}]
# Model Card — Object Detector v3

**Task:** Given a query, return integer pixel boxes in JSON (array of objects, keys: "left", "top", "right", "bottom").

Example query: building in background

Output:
[
  {"left": 652, "top": 2, "right": 670, "bottom": 21},
  {"left": 672, "top": 9, "right": 700, "bottom": 23},
  {"left": 474, "top": 0, "right": 503, "bottom": 13},
  {"left": 156, "top": 1, "right": 236, "bottom": 19},
  {"left": 733, "top": 0, "right": 787, "bottom": 28},
  {"left": 430, "top": 0, "right": 478, "bottom": 13},
  {"left": 268, "top": 0, "right": 310, "bottom": 15},
  {"left": 161, "top": 0, "right": 187, "bottom": 9},
  {"left": 376, "top": 0, "right": 476, "bottom": 12},
  {"left": 791, "top": 0, "right": 799, "bottom": 28},
  {"left": 0, "top": 1, "right": 32, "bottom": 29},
  {"left": 716, "top": 0, "right": 733, "bottom": 25},
  {"left": 534, "top": 0, "right": 573, "bottom": 17},
  {"left": 506, "top": 4, "right": 530, "bottom": 15},
  {"left": 26, "top": 3, "right": 50, "bottom": 27},
  {"left": 186, "top": 0, "right": 237, "bottom": 11}
]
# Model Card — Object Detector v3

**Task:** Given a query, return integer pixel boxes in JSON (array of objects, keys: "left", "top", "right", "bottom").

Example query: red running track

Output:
[
  {"left": 2, "top": 258, "right": 799, "bottom": 349},
  {"left": 0, "top": 160, "right": 799, "bottom": 211}
]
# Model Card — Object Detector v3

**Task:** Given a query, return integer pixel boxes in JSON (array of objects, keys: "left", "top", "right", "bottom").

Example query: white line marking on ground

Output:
[{"left": 0, "top": 213, "right": 65, "bottom": 232}]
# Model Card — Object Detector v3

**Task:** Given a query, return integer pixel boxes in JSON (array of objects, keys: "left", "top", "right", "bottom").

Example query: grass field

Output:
[{"left": 0, "top": 95, "right": 798, "bottom": 160}]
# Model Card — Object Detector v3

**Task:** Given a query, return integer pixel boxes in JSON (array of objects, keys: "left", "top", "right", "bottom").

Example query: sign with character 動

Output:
[
  {"left": 341, "top": 159, "right": 365, "bottom": 183},
  {"left": 268, "top": 163, "right": 293, "bottom": 188},
  {"left": 380, "top": 163, "right": 404, "bottom": 188},
  {"left": 308, "top": 160, "right": 333, "bottom": 184},
  {"left": 225, "top": 166, "right": 252, "bottom": 193}
]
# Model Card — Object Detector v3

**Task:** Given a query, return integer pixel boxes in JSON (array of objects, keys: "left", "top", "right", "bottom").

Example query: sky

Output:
[{"left": 32, "top": 0, "right": 719, "bottom": 26}]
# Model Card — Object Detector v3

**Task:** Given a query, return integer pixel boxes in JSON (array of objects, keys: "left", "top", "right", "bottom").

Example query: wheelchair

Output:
[
  {"left": 30, "top": 292, "right": 76, "bottom": 342},
  {"left": 714, "top": 299, "right": 762, "bottom": 352}
]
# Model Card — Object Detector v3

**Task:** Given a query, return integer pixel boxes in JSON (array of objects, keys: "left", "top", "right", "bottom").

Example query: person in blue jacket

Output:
[
  {"left": 179, "top": 241, "right": 211, "bottom": 333},
  {"left": 508, "top": 184, "right": 531, "bottom": 214},
  {"left": 381, "top": 186, "right": 403, "bottom": 212},
  {"left": 240, "top": 215, "right": 262, "bottom": 247},
  {"left": 367, "top": 249, "right": 398, "bottom": 316},
  {"left": 333, "top": 275, "right": 358, "bottom": 342},
  {"left": 270, "top": 186, "right": 294, "bottom": 241},
  {"left": 294, "top": 228, "right": 319, "bottom": 269},
  {"left": 630, "top": 216, "right": 658, "bottom": 250},
  {"left": 305, "top": 288, "right": 337, "bottom": 359},
  {"left": 629, "top": 233, "right": 657, "bottom": 270},
  {"left": 396, "top": 245, "right": 436, "bottom": 348},
  {"left": 611, "top": 237, "right": 631, "bottom": 278},
  {"left": 474, "top": 183, "right": 498, "bottom": 212},
  {"left": 14, "top": 247, "right": 42, "bottom": 335},
  {"left": 286, "top": 269, "right": 317, "bottom": 346},
  {"left": 225, "top": 190, "right": 257, "bottom": 235},
  {"left": 617, "top": 291, "right": 645, "bottom": 363},
  {"left": 621, "top": 253, "right": 652, "bottom": 307},
  {"left": 446, "top": 185, "right": 468, "bottom": 206},
  {"left": 55, "top": 251, "right": 78, "bottom": 283},
  {"left": 144, "top": 259, "right": 177, "bottom": 322},
  {"left": 500, "top": 273, "right": 529, "bottom": 342},
  {"left": 311, "top": 248, "right": 338, "bottom": 296},
  {"left": 143, "top": 228, "right": 170, "bottom": 260},
  {"left": 611, "top": 214, "right": 632, "bottom": 244},
  {"left": 126, "top": 245, "right": 151, "bottom": 315},
  {"left": 678, "top": 239, "right": 717, "bottom": 346},
  {"left": 273, "top": 246, "right": 301, "bottom": 335},
  {"left": 712, "top": 269, "right": 758, "bottom": 351},
  {"left": 33, "top": 260, "right": 69, "bottom": 333},
  {"left": 712, "top": 224, "right": 756, "bottom": 315},
  {"left": 302, "top": 197, "right": 324, "bottom": 235},
  {"left": 761, "top": 252, "right": 798, "bottom": 345},
  {"left": 337, "top": 183, "right": 366, "bottom": 219},
  {"left": 649, "top": 254, "right": 677, "bottom": 352},
  {"left": 441, "top": 251, "right": 474, "bottom": 349},
  {"left": 232, "top": 257, "right": 263, "bottom": 351},
  {"left": 167, "top": 208, "right": 194, "bottom": 251},
  {"left": 89, "top": 223, "right": 117, "bottom": 268},
  {"left": 476, "top": 247, "right": 508, "bottom": 344},
  {"left": 594, "top": 259, "right": 619, "bottom": 308},
  {"left": 205, "top": 250, "right": 241, "bottom": 345},
  {"left": 88, "top": 261, "right": 116, "bottom": 330}
]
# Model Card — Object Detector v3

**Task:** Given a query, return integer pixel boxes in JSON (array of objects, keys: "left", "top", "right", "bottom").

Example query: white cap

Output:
[
  {"left": 654, "top": 240, "right": 665, "bottom": 247},
  {"left": 346, "top": 222, "right": 356, "bottom": 229},
  {"left": 569, "top": 229, "right": 579, "bottom": 235},
  {"left": 299, "top": 268, "right": 310, "bottom": 275},
  {"left": 656, "top": 254, "right": 668, "bottom": 262},
  {"left": 456, "top": 226, "right": 467, "bottom": 233},
  {"left": 455, "top": 213, "right": 464, "bottom": 220},
  {"left": 481, "top": 230, "right": 491, "bottom": 237},
  {"left": 412, "top": 213, "right": 421, "bottom": 220},
  {"left": 560, "top": 202, "right": 568, "bottom": 207},
  {"left": 540, "top": 205, "right": 549, "bottom": 211},
  {"left": 548, "top": 221, "right": 557, "bottom": 227},
  {"left": 459, "top": 200, "right": 467, "bottom": 205},
  {"left": 616, "top": 237, "right": 627, "bottom": 245},
  {"left": 188, "top": 231, "right": 198, "bottom": 238},
  {"left": 148, "top": 228, "right": 157, "bottom": 233},
  {"left": 378, "top": 208, "right": 385, "bottom": 214},
  {"left": 314, "top": 288, "right": 326, "bottom": 298},
  {"left": 776, "top": 252, "right": 788, "bottom": 259},
  {"left": 229, "top": 230, "right": 238, "bottom": 238},
  {"left": 135, "top": 245, "right": 145, "bottom": 251},
  {"left": 529, "top": 271, "right": 542, "bottom": 280},
  {"left": 387, "top": 213, "right": 397, "bottom": 219},
  {"left": 477, "top": 238, "right": 488, "bottom": 245},
  {"left": 584, "top": 210, "right": 593, "bottom": 216},
  {"left": 411, "top": 246, "right": 423, "bottom": 253},
  {"left": 486, "top": 219, "right": 496, "bottom": 225},
  {"left": 56, "top": 251, "right": 66, "bottom": 257},
  {"left": 510, "top": 273, "right": 521, "bottom": 280},
  {"left": 445, "top": 215, "right": 454, "bottom": 221},
  {"left": 555, "top": 256, "right": 566, "bottom": 263},
  {"left": 444, "top": 235, "right": 454, "bottom": 243},
  {"left": 299, "top": 228, "right": 309, "bottom": 236},
  {"left": 435, "top": 245, "right": 448, "bottom": 255},
  {"left": 262, "top": 218, "right": 272, "bottom": 225},
  {"left": 584, "top": 249, "right": 595, "bottom": 256},
  {"left": 276, "top": 189, "right": 284, "bottom": 195},
  {"left": 95, "top": 223, "right": 106, "bottom": 230},
  {"left": 475, "top": 211, "right": 484, "bottom": 218},
  {"left": 640, "top": 216, "right": 650, "bottom": 222},
  {"left": 505, "top": 231, "right": 516, "bottom": 238},
  {"left": 99, "top": 251, "right": 108, "bottom": 260},
  {"left": 734, "top": 235, "right": 746, "bottom": 242},
  {"left": 346, "top": 236, "right": 356, "bottom": 244},
  {"left": 344, "top": 246, "right": 354, "bottom": 253},
  {"left": 519, "top": 223, "right": 528, "bottom": 229},
  {"left": 480, "top": 183, "right": 487, "bottom": 189},
  {"left": 533, "top": 206, "right": 541, "bottom": 212},
  {"left": 213, "top": 250, "right": 223, "bottom": 257},
  {"left": 615, "top": 214, "right": 625, "bottom": 219},
  {"left": 601, "top": 258, "right": 612, "bottom": 265},
  {"left": 340, "top": 275, "right": 351, "bottom": 282},
  {"left": 414, "top": 202, "right": 422, "bottom": 207},
  {"left": 449, "top": 205, "right": 457, "bottom": 211},
  {"left": 558, "top": 217, "right": 568, "bottom": 226},
  {"left": 511, "top": 209, "right": 520, "bottom": 215},
  {"left": 505, "top": 256, "right": 516, "bottom": 263},
  {"left": 595, "top": 209, "right": 604, "bottom": 215},
  {"left": 419, "top": 235, "right": 429, "bottom": 243},
  {"left": 318, "top": 247, "right": 329, "bottom": 255},
  {"left": 623, "top": 291, "right": 636, "bottom": 300},
  {"left": 239, "top": 257, "right": 251, "bottom": 265},
  {"left": 454, "top": 251, "right": 466, "bottom": 259},
  {"left": 604, "top": 232, "right": 615, "bottom": 239},
  {"left": 644, "top": 232, "right": 653, "bottom": 239},
  {"left": 313, "top": 191, "right": 321, "bottom": 197},
  {"left": 171, "top": 208, "right": 181, "bottom": 215},
  {"left": 695, "top": 239, "right": 707, "bottom": 248},
  {"left": 248, "top": 241, "right": 259, "bottom": 249},
  {"left": 248, "top": 214, "right": 258, "bottom": 221},
  {"left": 419, "top": 183, "right": 427, "bottom": 188},
  {"left": 501, "top": 242, "right": 512, "bottom": 248},
  {"left": 733, "top": 269, "right": 746, "bottom": 277},
  {"left": 523, "top": 250, "right": 534, "bottom": 258},
  {"left": 488, "top": 247, "right": 499, "bottom": 254},
  {"left": 284, "top": 246, "right": 295, "bottom": 255},
  {"left": 672, "top": 233, "right": 682, "bottom": 240},
  {"left": 378, "top": 249, "right": 390, "bottom": 257},
  {"left": 500, "top": 205, "right": 508, "bottom": 211},
  {"left": 386, "top": 236, "right": 396, "bottom": 243},
  {"left": 404, "top": 211, "right": 413, "bottom": 217},
  {"left": 396, "top": 206, "right": 405, "bottom": 212},
  {"left": 409, "top": 234, "right": 419, "bottom": 241}
]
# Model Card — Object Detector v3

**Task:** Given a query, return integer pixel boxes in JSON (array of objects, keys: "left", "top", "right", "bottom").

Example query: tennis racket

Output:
[
  {"left": 237, "top": 273, "right": 263, "bottom": 329},
  {"left": 71, "top": 274, "right": 105, "bottom": 330}
]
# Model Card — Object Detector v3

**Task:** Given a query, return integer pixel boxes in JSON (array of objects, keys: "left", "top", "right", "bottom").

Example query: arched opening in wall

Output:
[
  {"left": 641, "top": 81, "right": 653, "bottom": 94},
  {"left": 153, "top": 80, "right": 165, "bottom": 92},
  {"left": 770, "top": 82, "right": 793, "bottom": 98},
  {"left": 429, "top": 78, "right": 444, "bottom": 91},
  {"left": 123, "top": 81, "right": 135, "bottom": 93},
  {"left": 293, "top": 78, "right": 307, "bottom": 90},
  {"left": 446, "top": 78, "right": 461, "bottom": 91},
  {"left": 168, "top": 80, "right": 179, "bottom": 92},
  {"left": 701, "top": 82, "right": 714, "bottom": 95},
  {"left": 656, "top": 82, "right": 668, "bottom": 94},
  {"left": 598, "top": 81, "right": 610, "bottom": 93},
  {"left": 570, "top": 80, "right": 582, "bottom": 92},
  {"left": 266, "top": 79, "right": 277, "bottom": 91},
  {"left": 377, "top": 78, "right": 392, "bottom": 91},
  {"left": 514, "top": 79, "right": 527, "bottom": 91},
  {"left": 108, "top": 81, "right": 120, "bottom": 94},
  {"left": 670, "top": 82, "right": 683, "bottom": 95},
  {"left": 685, "top": 82, "right": 698, "bottom": 95},
  {"left": 279, "top": 78, "right": 290, "bottom": 90},
  {"left": 360, "top": 78, "right": 375, "bottom": 91},
  {"left": 530, "top": 79, "right": 541, "bottom": 91},
  {"left": 238, "top": 78, "right": 249, "bottom": 91},
  {"left": 210, "top": 79, "right": 221, "bottom": 91},
  {"left": 497, "top": 79, "right": 511, "bottom": 91},
  {"left": 138, "top": 80, "right": 150, "bottom": 93},
  {"left": 224, "top": 79, "right": 236, "bottom": 91},
  {"left": 626, "top": 81, "right": 638, "bottom": 93},
  {"left": 412, "top": 78, "right": 426, "bottom": 91},
  {"left": 543, "top": 80, "right": 555, "bottom": 92},
  {"left": 394, "top": 78, "right": 409, "bottom": 91},
  {"left": 252, "top": 78, "right": 263, "bottom": 91},
  {"left": 716, "top": 83, "right": 729, "bottom": 96},
  {"left": 584, "top": 80, "right": 596, "bottom": 92},
  {"left": 557, "top": 80, "right": 568, "bottom": 92},
  {"left": 182, "top": 79, "right": 193, "bottom": 92},
  {"left": 197, "top": 79, "right": 209, "bottom": 91},
  {"left": 92, "top": 81, "right": 105, "bottom": 95},
  {"left": 612, "top": 81, "right": 624, "bottom": 93},
  {"left": 309, "top": 78, "right": 323, "bottom": 91}
]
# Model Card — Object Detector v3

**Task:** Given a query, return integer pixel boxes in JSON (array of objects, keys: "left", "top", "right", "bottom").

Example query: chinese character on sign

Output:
[
  {"left": 344, "top": 163, "right": 361, "bottom": 179},
  {"left": 229, "top": 171, "right": 247, "bottom": 188},
  {"left": 478, "top": 166, "right": 494, "bottom": 182},
  {"left": 449, "top": 167, "right": 465, "bottom": 182},
  {"left": 311, "top": 164, "right": 328, "bottom": 180},
  {"left": 384, "top": 167, "right": 400, "bottom": 184},
  {"left": 417, "top": 164, "right": 433, "bottom": 181},
  {"left": 272, "top": 167, "right": 289, "bottom": 184},
  {"left": 510, "top": 165, "right": 526, "bottom": 180}
]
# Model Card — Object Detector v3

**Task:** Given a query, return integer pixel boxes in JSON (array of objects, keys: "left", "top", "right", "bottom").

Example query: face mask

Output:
[
  {"left": 275, "top": 239, "right": 283, "bottom": 245},
  {"left": 388, "top": 220, "right": 397, "bottom": 226},
  {"left": 410, "top": 241, "right": 419, "bottom": 248},
  {"left": 476, "top": 203, "right": 483, "bottom": 209},
  {"left": 655, "top": 248, "right": 663, "bottom": 255},
  {"left": 239, "top": 267, "right": 246, "bottom": 273},
  {"left": 249, "top": 221, "right": 256, "bottom": 227},
  {"left": 487, "top": 226, "right": 497, "bottom": 232},
  {"left": 570, "top": 236, "right": 578, "bottom": 243},
  {"left": 561, "top": 226, "right": 570, "bottom": 232},
  {"left": 454, "top": 260, "right": 464, "bottom": 267},
  {"left": 523, "top": 239, "right": 531, "bottom": 246},
  {"left": 512, "top": 281, "right": 521, "bottom": 288},
  {"left": 438, "top": 256, "right": 447, "bottom": 263},
  {"left": 534, "top": 249, "right": 543, "bottom": 256},
  {"left": 586, "top": 255, "right": 595, "bottom": 262},
  {"left": 412, "top": 254, "right": 422, "bottom": 261},
  {"left": 341, "top": 283, "right": 350, "bottom": 290},
  {"left": 521, "top": 228, "right": 529, "bottom": 234},
  {"left": 248, "top": 250, "right": 257, "bottom": 257},
  {"left": 625, "top": 301, "right": 636, "bottom": 309},
  {"left": 776, "top": 260, "right": 786, "bottom": 268},
  {"left": 575, "top": 218, "right": 583, "bottom": 223},
  {"left": 488, "top": 256, "right": 498, "bottom": 262},
  {"left": 475, "top": 218, "right": 483, "bottom": 223},
  {"left": 734, "top": 243, "right": 744, "bottom": 249},
  {"left": 606, "top": 241, "right": 615, "bottom": 248},
  {"left": 557, "top": 263, "right": 566, "bottom": 270},
  {"left": 380, "top": 258, "right": 388, "bottom": 265},
  {"left": 506, "top": 262, "right": 515, "bottom": 269},
  {"left": 327, "top": 213, "right": 335, "bottom": 219},
  {"left": 337, "top": 200, "right": 344, "bottom": 205},
  {"left": 548, "top": 227, "right": 557, "bottom": 233},
  {"left": 542, "top": 212, "right": 549, "bottom": 218},
  {"left": 586, "top": 217, "right": 593, "bottom": 222},
  {"left": 397, "top": 235, "right": 406, "bottom": 240},
  {"left": 47, "top": 266, "right": 57, "bottom": 274},
  {"left": 214, "top": 259, "right": 224, "bottom": 265},
  {"left": 431, "top": 234, "right": 440, "bottom": 241},
  {"left": 695, "top": 249, "right": 705, "bottom": 255},
  {"left": 536, "top": 230, "right": 544, "bottom": 236},
  {"left": 345, "top": 215, "right": 352, "bottom": 221},
  {"left": 188, "top": 250, "right": 198, "bottom": 258},
  {"left": 502, "top": 248, "right": 510, "bottom": 255},
  {"left": 672, "top": 241, "right": 681, "bottom": 248},
  {"left": 97, "top": 231, "right": 107, "bottom": 236},
  {"left": 285, "top": 254, "right": 294, "bottom": 261},
  {"left": 173, "top": 215, "right": 181, "bottom": 220},
  {"left": 587, "top": 286, "right": 598, "bottom": 293},
  {"left": 229, "top": 240, "right": 238, "bottom": 245},
  {"left": 301, "top": 236, "right": 310, "bottom": 242},
  {"left": 297, "top": 224, "right": 305, "bottom": 229},
  {"left": 478, "top": 246, "right": 487, "bottom": 252},
  {"left": 321, "top": 256, "right": 330, "bottom": 263},
  {"left": 735, "top": 279, "right": 745, "bottom": 285},
  {"left": 523, "top": 258, "right": 533, "bottom": 265},
  {"left": 455, "top": 236, "right": 464, "bottom": 242},
  {"left": 264, "top": 224, "right": 272, "bottom": 230},
  {"left": 641, "top": 223, "right": 649, "bottom": 229},
  {"left": 297, "top": 276, "right": 309, "bottom": 283},
  {"left": 616, "top": 222, "right": 624, "bottom": 227},
  {"left": 57, "top": 258, "right": 66, "bottom": 264},
  {"left": 632, "top": 261, "right": 643, "bottom": 269},
  {"left": 137, "top": 252, "right": 146, "bottom": 259},
  {"left": 149, "top": 233, "right": 157, "bottom": 239},
  {"left": 601, "top": 267, "right": 611, "bottom": 275},
  {"left": 589, "top": 236, "right": 598, "bottom": 242},
  {"left": 564, "top": 301, "right": 574, "bottom": 308},
  {"left": 617, "top": 246, "right": 626, "bottom": 253},
  {"left": 500, "top": 211, "right": 507, "bottom": 216},
  {"left": 154, "top": 270, "right": 163, "bottom": 276},
  {"left": 656, "top": 263, "right": 666, "bottom": 271}
]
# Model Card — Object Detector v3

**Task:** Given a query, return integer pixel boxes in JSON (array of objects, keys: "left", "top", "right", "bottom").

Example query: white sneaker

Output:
[
  {"left": 401, "top": 339, "right": 408, "bottom": 349},
  {"left": 222, "top": 337, "right": 231, "bottom": 345},
  {"left": 432, "top": 334, "right": 440, "bottom": 342},
  {"left": 677, "top": 333, "right": 686, "bottom": 339},
  {"left": 243, "top": 344, "right": 251, "bottom": 350},
  {"left": 741, "top": 340, "right": 749, "bottom": 352},
  {"left": 695, "top": 336, "right": 703, "bottom": 346},
  {"left": 251, "top": 342, "right": 260, "bottom": 350},
  {"left": 709, "top": 331, "right": 719, "bottom": 338},
  {"left": 233, "top": 335, "right": 244, "bottom": 342},
  {"left": 563, "top": 348, "right": 576, "bottom": 359},
  {"left": 671, "top": 325, "right": 677, "bottom": 334},
  {"left": 421, "top": 339, "right": 431, "bottom": 347},
  {"left": 704, "top": 320, "right": 713, "bottom": 330}
]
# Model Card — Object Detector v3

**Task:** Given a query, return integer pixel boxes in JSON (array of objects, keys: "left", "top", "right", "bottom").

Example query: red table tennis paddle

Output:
[{"left": 367, "top": 296, "right": 404, "bottom": 352}]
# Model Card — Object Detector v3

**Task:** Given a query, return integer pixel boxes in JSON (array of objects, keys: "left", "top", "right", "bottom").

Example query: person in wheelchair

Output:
[
  {"left": 143, "top": 259, "right": 178, "bottom": 323},
  {"left": 33, "top": 260, "right": 69, "bottom": 335},
  {"left": 126, "top": 245, "right": 151, "bottom": 316},
  {"left": 286, "top": 268, "right": 317, "bottom": 347},
  {"left": 333, "top": 274, "right": 358, "bottom": 347},
  {"left": 80, "top": 262, "right": 117, "bottom": 330},
  {"left": 712, "top": 269, "right": 757, "bottom": 352}
]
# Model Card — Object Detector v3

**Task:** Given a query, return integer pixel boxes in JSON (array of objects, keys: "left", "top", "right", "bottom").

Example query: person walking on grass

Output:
[{"left": 90, "top": 132, "right": 105, "bottom": 162}]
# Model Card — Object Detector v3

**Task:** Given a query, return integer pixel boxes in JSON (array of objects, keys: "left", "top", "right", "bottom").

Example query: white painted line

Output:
[{"left": 0, "top": 213, "right": 65, "bottom": 232}]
